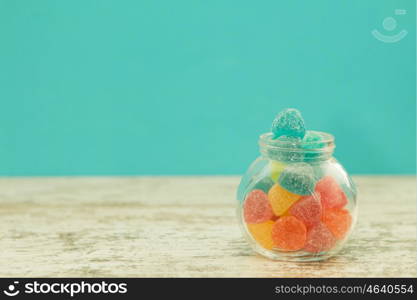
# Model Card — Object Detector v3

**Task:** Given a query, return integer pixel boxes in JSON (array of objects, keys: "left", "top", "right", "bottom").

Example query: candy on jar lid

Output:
[{"left": 271, "top": 108, "right": 306, "bottom": 139}]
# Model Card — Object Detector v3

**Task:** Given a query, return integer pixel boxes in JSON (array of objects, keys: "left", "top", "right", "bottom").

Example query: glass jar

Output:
[{"left": 237, "top": 131, "right": 357, "bottom": 261}]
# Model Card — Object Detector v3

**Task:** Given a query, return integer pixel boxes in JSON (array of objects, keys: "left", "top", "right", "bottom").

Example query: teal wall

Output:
[{"left": 0, "top": 0, "right": 415, "bottom": 176}]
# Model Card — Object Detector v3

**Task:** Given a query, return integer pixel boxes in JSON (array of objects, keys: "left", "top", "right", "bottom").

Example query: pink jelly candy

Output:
[
  {"left": 304, "top": 222, "right": 336, "bottom": 253},
  {"left": 289, "top": 194, "right": 322, "bottom": 228},
  {"left": 322, "top": 208, "right": 352, "bottom": 240},
  {"left": 244, "top": 190, "right": 274, "bottom": 224},
  {"left": 315, "top": 176, "right": 347, "bottom": 209}
]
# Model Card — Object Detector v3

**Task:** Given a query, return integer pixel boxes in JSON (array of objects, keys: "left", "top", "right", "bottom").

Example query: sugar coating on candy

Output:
[
  {"left": 315, "top": 176, "right": 348, "bottom": 209},
  {"left": 302, "top": 131, "right": 326, "bottom": 149},
  {"left": 268, "top": 183, "right": 301, "bottom": 216},
  {"left": 278, "top": 163, "right": 316, "bottom": 195},
  {"left": 289, "top": 194, "right": 322, "bottom": 228},
  {"left": 270, "top": 160, "right": 286, "bottom": 182},
  {"left": 302, "top": 131, "right": 326, "bottom": 161},
  {"left": 271, "top": 216, "right": 307, "bottom": 251},
  {"left": 271, "top": 108, "right": 306, "bottom": 139},
  {"left": 244, "top": 190, "right": 274, "bottom": 224},
  {"left": 252, "top": 176, "right": 274, "bottom": 193},
  {"left": 322, "top": 208, "right": 352, "bottom": 240},
  {"left": 247, "top": 221, "right": 275, "bottom": 250},
  {"left": 304, "top": 222, "right": 336, "bottom": 253}
]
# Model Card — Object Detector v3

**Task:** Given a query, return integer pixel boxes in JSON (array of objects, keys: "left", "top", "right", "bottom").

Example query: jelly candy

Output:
[
  {"left": 244, "top": 190, "right": 274, "bottom": 224},
  {"left": 252, "top": 176, "right": 274, "bottom": 193},
  {"left": 302, "top": 131, "right": 326, "bottom": 161},
  {"left": 271, "top": 216, "right": 307, "bottom": 251},
  {"left": 289, "top": 194, "right": 322, "bottom": 228},
  {"left": 302, "top": 131, "right": 326, "bottom": 149},
  {"left": 322, "top": 208, "right": 352, "bottom": 239},
  {"left": 315, "top": 176, "right": 347, "bottom": 209},
  {"left": 268, "top": 183, "right": 300, "bottom": 216},
  {"left": 271, "top": 108, "right": 306, "bottom": 139},
  {"left": 247, "top": 221, "right": 275, "bottom": 250},
  {"left": 270, "top": 160, "right": 286, "bottom": 182},
  {"left": 278, "top": 162, "right": 316, "bottom": 195},
  {"left": 304, "top": 222, "right": 336, "bottom": 253}
]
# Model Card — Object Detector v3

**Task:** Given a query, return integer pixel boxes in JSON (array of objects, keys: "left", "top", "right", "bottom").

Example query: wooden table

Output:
[{"left": 0, "top": 176, "right": 415, "bottom": 277}]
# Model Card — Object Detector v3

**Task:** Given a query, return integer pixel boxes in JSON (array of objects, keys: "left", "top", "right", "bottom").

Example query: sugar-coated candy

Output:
[
  {"left": 322, "top": 208, "right": 352, "bottom": 239},
  {"left": 315, "top": 176, "right": 348, "bottom": 209},
  {"left": 271, "top": 216, "right": 307, "bottom": 251},
  {"left": 270, "top": 160, "right": 286, "bottom": 182},
  {"left": 302, "top": 131, "right": 326, "bottom": 149},
  {"left": 289, "top": 194, "right": 322, "bottom": 228},
  {"left": 244, "top": 190, "right": 274, "bottom": 224},
  {"left": 252, "top": 176, "right": 274, "bottom": 193},
  {"left": 268, "top": 183, "right": 300, "bottom": 216},
  {"left": 271, "top": 108, "right": 306, "bottom": 139},
  {"left": 304, "top": 222, "right": 336, "bottom": 253},
  {"left": 247, "top": 221, "right": 275, "bottom": 250},
  {"left": 278, "top": 163, "right": 316, "bottom": 195},
  {"left": 302, "top": 131, "right": 326, "bottom": 161}
]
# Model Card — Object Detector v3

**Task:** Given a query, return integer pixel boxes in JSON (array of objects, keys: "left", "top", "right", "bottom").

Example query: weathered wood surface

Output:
[{"left": 0, "top": 176, "right": 415, "bottom": 277}]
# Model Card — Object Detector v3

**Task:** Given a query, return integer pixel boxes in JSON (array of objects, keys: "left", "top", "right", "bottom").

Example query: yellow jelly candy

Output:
[
  {"left": 270, "top": 161, "right": 286, "bottom": 181},
  {"left": 268, "top": 183, "right": 301, "bottom": 216},
  {"left": 247, "top": 221, "right": 275, "bottom": 250}
]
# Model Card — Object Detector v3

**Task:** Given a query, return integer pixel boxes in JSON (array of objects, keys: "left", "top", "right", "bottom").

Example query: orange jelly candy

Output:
[
  {"left": 268, "top": 184, "right": 300, "bottom": 216},
  {"left": 247, "top": 221, "right": 275, "bottom": 250},
  {"left": 271, "top": 216, "right": 307, "bottom": 251},
  {"left": 322, "top": 208, "right": 352, "bottom": 240}
]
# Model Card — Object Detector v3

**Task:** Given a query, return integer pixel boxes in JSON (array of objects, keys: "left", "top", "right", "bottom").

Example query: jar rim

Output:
[
  {"left": 258, "top": 131, "right": 335, "bottom": 161},
  {"left": 259, "top": 130, "right": 334, "bottom": 149}
]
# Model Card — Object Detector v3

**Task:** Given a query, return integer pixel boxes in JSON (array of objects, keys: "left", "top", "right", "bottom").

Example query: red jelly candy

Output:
[
  {"left": 322, "top": 208, "right": 352, "bottom": 240},
  {"left": 304, "top": 222, "right": 336, "bottom": 253},
  {"left": 271, "top": 216, "right": 307, "bottom": 251},
  {"left": 244, "top": 190, "right": 274, "bottom": 224},
  {"left": 289, "top": 194, "right": 322, "bottom": 228},
  {"left": 315, "top": 176, "right": 347, "bottom": 209}
]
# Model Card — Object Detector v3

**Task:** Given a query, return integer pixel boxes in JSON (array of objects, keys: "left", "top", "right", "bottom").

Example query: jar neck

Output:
[{"left": 258, "top": 131, "right": 335, "bottom": 162}]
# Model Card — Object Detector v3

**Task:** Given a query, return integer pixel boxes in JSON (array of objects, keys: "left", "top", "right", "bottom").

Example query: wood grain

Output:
[{"left": 0, "top": 176, "right": 415, "bottom": 277}]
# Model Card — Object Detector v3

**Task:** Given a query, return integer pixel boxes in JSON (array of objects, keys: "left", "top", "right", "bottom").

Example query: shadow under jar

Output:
[{"left": 237, "top": 131, "right": 357, "bottom": 261}]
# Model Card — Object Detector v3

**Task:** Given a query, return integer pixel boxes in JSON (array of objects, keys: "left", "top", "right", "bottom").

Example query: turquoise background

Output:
[{"left": 0, "top": 0, "right": 415, "bottom": 176}]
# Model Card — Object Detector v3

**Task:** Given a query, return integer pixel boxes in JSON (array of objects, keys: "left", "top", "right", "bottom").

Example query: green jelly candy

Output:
[
  {"left": 278, "top": 162, "right": 316, "bottom": 195},
  {"left": 271, "top": 108, "right": 306, "bottom": 140}
]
